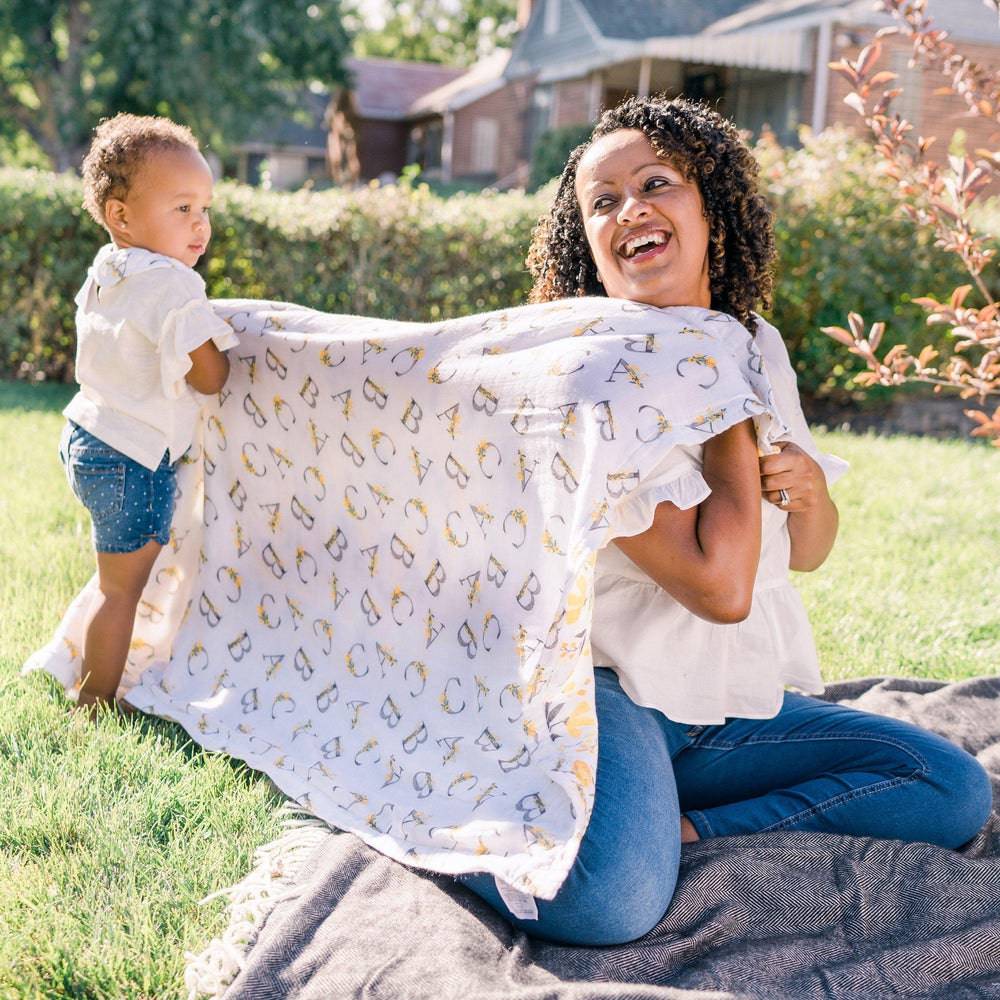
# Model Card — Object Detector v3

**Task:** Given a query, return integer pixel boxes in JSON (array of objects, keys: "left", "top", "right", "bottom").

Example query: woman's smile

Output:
[{"left": 618, "top": 226, "right": 672, "bottom": 261}]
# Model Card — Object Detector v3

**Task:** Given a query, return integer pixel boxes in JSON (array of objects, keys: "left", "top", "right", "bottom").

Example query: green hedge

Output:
[
  {"left": 0, "top": 172, "right": 548, "bottom": 382},
  {"left": 757, "top": 128, "right": 975, "bottom": 397},
  {"left": 530, "top": 123, "right": 594, "bottom": 191},
  {"left": 0, "top": 128, "right": 981, "bottom": 394}
]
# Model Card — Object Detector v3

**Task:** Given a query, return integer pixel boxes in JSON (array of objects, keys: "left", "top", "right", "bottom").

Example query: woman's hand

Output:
[
  {"left": 759, "top": 442, "right": 824, "bottom": 513},
  {"left": 760, "top": 443, "right": 839, "bottom": 572}
]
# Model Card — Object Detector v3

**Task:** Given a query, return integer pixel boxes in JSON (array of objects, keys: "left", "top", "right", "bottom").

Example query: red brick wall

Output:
[
  {"left": 451, "top": 79, "right": 534, "bottom": 185},
  {"left": 553, "top": 78, "right": 592, "bottom": 128},
  {"left": 823, "top": 28, "right": 999, "bottom": 163},
  {"left": 358, "top": 120, "right": 409, "bottom": 179}
]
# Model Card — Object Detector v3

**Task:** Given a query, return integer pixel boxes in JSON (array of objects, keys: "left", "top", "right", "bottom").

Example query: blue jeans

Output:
[{"left": 458, "top": 668, "right": 993, "bottom": 946}]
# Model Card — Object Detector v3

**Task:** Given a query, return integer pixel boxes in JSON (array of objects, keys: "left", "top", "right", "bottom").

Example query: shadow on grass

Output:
[
  {"left": 0, "top": 380, "right": 75, "bottom": 414},
  {"left": 132, "top": 713, "right": 288, "bottom": 804},
  {"left": 25, "top": 671, "right": 287, "bottom": 806}
]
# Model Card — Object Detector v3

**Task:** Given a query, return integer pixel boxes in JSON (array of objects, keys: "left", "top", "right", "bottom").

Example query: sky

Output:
[{"left": 354, "top": 0, "right": 467, "bottom": 29}]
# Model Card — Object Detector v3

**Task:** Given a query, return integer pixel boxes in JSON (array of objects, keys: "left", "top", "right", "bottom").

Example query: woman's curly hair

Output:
[
  {"left": 527, "top": 96, "right": 775, "bottom": 332},
  {"left": 81, "top": 113, "right": 201, "bottom": 229}
]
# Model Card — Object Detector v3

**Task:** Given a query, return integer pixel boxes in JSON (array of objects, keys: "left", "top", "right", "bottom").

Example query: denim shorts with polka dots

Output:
[{"left": 59, "top": 422, "right": 177, "bottom": 554}]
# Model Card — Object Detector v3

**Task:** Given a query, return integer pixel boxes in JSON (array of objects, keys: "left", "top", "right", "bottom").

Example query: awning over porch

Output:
[{"left": 535, "top": 29, "right": 809, "bottom": 83}]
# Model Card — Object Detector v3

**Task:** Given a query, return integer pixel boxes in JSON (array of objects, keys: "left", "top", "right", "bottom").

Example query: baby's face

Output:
[{"left": 111, "top": 147, "right": 214, "bottom": 267}]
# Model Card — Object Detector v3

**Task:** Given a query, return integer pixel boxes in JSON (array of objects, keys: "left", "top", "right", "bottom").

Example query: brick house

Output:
[
  {"left": 290, "top": 0, "right": 1000, "bottom": 190},
  {"left": 326, "top": 58, "right": 468, "bottom": 183}
]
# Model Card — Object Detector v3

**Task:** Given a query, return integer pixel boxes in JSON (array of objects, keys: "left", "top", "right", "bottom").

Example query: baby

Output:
[{"left": 60, "top": 113, "right": 238, "bottom": 713}]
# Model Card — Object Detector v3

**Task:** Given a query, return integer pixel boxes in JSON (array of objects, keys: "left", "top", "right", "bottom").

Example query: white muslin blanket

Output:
[{"left": 26, "top": 296, "right": 786, "bottom": 908}]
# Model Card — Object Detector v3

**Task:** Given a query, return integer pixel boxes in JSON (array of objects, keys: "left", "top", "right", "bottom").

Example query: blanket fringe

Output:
[{"left": 183, "top": 804, "right": 333, "bottom": 999}]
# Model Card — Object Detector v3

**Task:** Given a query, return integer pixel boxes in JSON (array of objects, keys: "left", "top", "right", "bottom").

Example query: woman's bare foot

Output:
[{"left": 680, "top": 815, "right": 700, "bottom": 843}]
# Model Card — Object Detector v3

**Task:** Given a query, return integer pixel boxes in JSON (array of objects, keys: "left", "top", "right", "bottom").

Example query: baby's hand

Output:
[{"left": 759, "top": 442, "right": 824, "bottom": 513}]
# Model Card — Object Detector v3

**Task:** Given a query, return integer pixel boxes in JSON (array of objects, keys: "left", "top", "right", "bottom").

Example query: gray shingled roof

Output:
[{"left": 576, "top": 0, "right": 758, "bottom": 40}]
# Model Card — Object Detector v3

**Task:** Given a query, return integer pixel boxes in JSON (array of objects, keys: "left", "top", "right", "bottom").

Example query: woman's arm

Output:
[
  {"left": 759, "top": 443, "right": 838, "bottom": 571},
  {"left": 613, "top": 419, "right": 762, "bottom": 624},
  {"left": 787, "top": 499, "right": 839, "bottom": 572},
  {"left": 185, "top": 340, "right": 230, "bottom": 394}
]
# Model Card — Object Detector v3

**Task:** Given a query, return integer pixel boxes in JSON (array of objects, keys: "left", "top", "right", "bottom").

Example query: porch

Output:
[{"left": 543, "top": 55, "right": 808, "bottom": 147}]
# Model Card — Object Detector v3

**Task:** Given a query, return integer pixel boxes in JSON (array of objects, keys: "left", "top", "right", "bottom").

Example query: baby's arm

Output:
[
  {"left": 129, "top": 269, "right": 236, "bottom": 397},
  {"left": 185, "top": 339, "right": 230, "bottom": 394}
]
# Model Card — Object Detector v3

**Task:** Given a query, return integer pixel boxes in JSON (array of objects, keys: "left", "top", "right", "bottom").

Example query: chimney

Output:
[{"left": 517, "top": 0, "right": 533, "bottom": 29}]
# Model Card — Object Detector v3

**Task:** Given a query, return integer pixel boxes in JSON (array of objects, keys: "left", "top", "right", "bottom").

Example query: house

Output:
[
  {"left": 249, "top": 0, "right": 1000, "bottom": 190},
  {"left": 326, "top": 57, "right": 468, "bottom": 183},
  {"left": 489, "top": 0, "right": 1000, "bottom": 187},
  {"left": 225, "top": 88, "right": 332, "bottom": 189},
  {"left": 225, "top": 59, "right": 470, "bottom": 190}
]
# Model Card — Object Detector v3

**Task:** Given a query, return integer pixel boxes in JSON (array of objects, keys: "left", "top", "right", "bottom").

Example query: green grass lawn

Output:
[
  {"left": 1, "top": 381, "right": 285, "bottom": 998},
  {"left": 1, "top": 380, "right": 998, "bottom": 998}
]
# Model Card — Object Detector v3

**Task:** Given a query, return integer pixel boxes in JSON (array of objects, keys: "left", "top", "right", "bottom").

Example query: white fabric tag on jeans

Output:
[{"left": 495, "top": 877, "right": 539, "bottom": 921}]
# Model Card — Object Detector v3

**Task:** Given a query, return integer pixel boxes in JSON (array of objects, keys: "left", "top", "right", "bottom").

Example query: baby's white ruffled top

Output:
[
  {"left": 591, "top": 316, "right": 849, "bottom": 725},
  {"left": 63, "top": 244, "right": 239, "bottom": 470}
]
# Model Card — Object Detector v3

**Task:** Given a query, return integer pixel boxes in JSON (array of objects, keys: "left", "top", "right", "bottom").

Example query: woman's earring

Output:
[{"left": 595, "top": 273, "right": 603, "bottom": 284}]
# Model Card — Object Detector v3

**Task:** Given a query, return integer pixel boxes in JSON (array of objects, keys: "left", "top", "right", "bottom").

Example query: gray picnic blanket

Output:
[{"left": 222, "top": 675, "right": 1000, "bottom": 1000}]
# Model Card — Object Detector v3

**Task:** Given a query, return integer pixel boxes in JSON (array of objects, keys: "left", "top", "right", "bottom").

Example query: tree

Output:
[
  {"left": 0, "top": 0, "right": 352, "bottom": 172},
  {"left": 823, "top": 0, "right": 1000, "bottom": 444},
  {"left": 346, "top": 0, "right": 518, "bottom": 67}
]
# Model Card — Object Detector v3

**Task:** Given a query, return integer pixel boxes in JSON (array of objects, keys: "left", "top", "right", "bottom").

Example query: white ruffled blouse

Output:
[
  {"left": 591, "top": 316, "right": 849, "bottom": 725},
  {"left": 64, "top": 244, "right": 239, "bottom": 470}
]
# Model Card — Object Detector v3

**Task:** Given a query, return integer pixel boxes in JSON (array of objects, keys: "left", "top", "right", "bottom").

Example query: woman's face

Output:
[{"left": 574, "top": 129, "right": 711, "bottom": 309}]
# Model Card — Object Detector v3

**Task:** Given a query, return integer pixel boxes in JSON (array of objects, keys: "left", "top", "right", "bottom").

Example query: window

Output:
[
  {"left": 472, "top": 118, "right": 499, "bottom": 174},
  {"left": 425, "top": 121, "right": 443, "bottom": 170},
  {"left": 522, "top": 84, "right": 553, "bottom": 159},
  {"left": 307, "top": 156, "right": 328, "bottom": 181},
  {"left": 731, "top": 69, "right": 798, "bottom": 145},
  {"left": 406, "top": 127, "right": 422, "bottom": 167},
  {"left": 246, "top": 153, "right": 267, "bottom": 186},
  {"left": 407, "top": 120, "right": 444, "bottom": 172},
  {"left": 544, "top": 0, "right": 560, "bottom": 35}
]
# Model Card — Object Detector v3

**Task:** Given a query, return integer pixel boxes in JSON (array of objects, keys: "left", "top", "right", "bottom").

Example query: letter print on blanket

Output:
[{"left": 26, "top": 297, "right": 786, "bottom": 904}]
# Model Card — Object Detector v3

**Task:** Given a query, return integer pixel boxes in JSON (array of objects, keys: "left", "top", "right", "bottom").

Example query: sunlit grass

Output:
[
  {"left": 1, "top": 382, "right": 284, "bottom": 999},
  {"left": 799, "top": 429, "right": 999, "bottom": 681}
]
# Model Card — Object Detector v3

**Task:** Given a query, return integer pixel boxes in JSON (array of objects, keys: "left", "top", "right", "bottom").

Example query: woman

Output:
[{"left": 456, "top": 96, "right": 993, "bottom": 945}]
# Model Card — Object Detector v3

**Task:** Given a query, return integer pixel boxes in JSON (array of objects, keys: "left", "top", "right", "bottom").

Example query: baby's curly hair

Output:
[
  {"left": 81, "top": 113, "right": 201, "bottom": 229},
  {"left": 527, "top": 96, "right": 775, "bottom": 332}
]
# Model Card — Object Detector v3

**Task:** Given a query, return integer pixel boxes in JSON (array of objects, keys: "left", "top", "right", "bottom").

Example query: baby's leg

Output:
[{"left": 78, "top": 539, "right": 162, "bottom": 710}]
